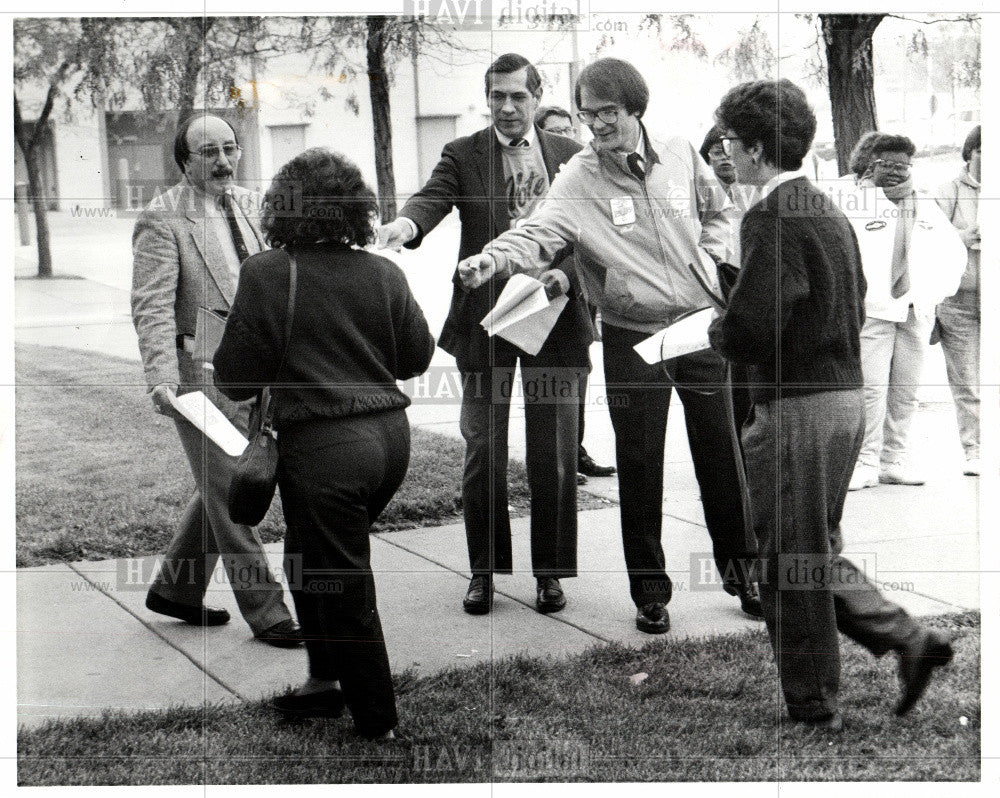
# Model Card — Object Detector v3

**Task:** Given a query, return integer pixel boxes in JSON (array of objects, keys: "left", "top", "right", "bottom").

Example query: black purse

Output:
[{"left": 227, "top": 251, "right": 297, "bottom": 526}]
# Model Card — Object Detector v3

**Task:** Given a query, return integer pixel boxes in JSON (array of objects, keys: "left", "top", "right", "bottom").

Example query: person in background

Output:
[
  {"left": 460, "top": 58, "right": 762, "bottom": 632},
  {"left": 845, "top": 132, "right": 966, "bottom": 491},
  {"left": 131, "top": 113, "right": 301, "bottom": 647},
  {"left": 376, "top": 54, "right": 592, "bottom": 617},
  {"left": 709, "top": 78, "right": 954, "bottom": 733},
  {"left": 535, "top": 105, "right": 578, "bottom": 140},
  {"left": 214, "top": 148, "right": 435, "bottom": 740},
  {"left": 536, "top": 104, "right": 617, "bottom": 482},
  {"left": 699, "top": 123, "right": 761, "bottom": 432},
  {"left": 935, "top": 125, "right": 981, "bottom": 476}
]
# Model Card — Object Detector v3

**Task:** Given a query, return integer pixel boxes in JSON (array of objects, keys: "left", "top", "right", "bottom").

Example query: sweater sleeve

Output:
[
  {"left": 213, "top": 259, "right": 285, "bottom": 400},
  {"left": 709, "top": 209, "right": 809, "bottom": 364},
  {"left": 391, "top": 272, "right": 436, "bottom": 380}
]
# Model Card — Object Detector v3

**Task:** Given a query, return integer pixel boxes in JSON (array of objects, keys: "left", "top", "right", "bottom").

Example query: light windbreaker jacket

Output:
[
  {"left": 844, "top": 184, "right": 965, "bottom": 323},
  {"left": 936, "top": 168, "right": 980, "bottom": 299},
  {"left": 484, "top": 131, "right": 733, "bottom": 334}
]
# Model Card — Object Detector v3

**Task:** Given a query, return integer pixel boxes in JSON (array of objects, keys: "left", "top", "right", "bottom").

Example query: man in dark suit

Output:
[
  {"left": 131, "top": 114, "right": 300, "bottom": 646},
  {"left": 377, "top": 53, "right": 592, "bottom": 615}
]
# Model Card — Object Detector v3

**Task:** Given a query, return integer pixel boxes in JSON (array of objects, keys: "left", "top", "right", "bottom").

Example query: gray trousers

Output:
[
  {"left": 150, "top": 411, "right": 292, "bottom": 635},
  {"left": 742, "top": 389, "right": 919, "bottom": 720},
  {"left": 937, "top": 301, "right": 980, "bottom": 459}
]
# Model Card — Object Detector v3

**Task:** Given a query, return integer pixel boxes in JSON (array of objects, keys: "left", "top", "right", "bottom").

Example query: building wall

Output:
[{"left": 51, "top": 106, "right": 109, "bottom": 210}]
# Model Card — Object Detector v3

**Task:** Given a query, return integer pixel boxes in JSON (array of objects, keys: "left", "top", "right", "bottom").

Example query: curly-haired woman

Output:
[{"left": 214, "top": 148, "right": 435, "bottom": 740}]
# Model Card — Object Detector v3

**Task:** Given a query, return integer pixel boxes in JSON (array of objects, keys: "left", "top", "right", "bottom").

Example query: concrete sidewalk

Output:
[{"left": 12, "top": 216, "right": 980, "bottom": 729}]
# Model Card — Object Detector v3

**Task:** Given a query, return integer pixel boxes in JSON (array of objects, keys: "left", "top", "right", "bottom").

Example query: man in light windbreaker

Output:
[{"left": 459, "top": 58, "right": 761, "bottom": 634}]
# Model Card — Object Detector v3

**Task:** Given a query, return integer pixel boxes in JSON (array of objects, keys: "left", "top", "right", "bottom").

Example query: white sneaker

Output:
[
  {"left": 879, "top": 461, "right": 925, "bottom": 486},
  {"left": 963, "top": 458, "right": 981, "bottom": 476},
  {"left": 848, "top": 464, "right": 879, "bottom": 491}
]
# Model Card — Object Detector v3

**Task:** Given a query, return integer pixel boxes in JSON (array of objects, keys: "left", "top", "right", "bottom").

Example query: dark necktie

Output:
[
  {"left": 221, "top": 192, "right": 251, "bottom": 265},
  {"left": 509, "top": 137, "right": 529, "bottom": 148},
  {"left": 626, "top": 152, "right": 645, "bottom": 181}
]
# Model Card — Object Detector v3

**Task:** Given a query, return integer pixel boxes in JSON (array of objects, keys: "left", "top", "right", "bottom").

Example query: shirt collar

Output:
[
  {"left": 495, "top": 125, "right": 536, "bottom": 148},
  {"left": 759, "top": 168, "right": 809, "bottom": 202}
]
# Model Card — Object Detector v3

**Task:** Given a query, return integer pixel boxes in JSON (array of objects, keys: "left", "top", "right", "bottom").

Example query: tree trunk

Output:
[
  {"left": 366, "top": 16, "right": 397, "bottom": 222},
  {"left": 821, "top": 14, "right": 885, "bottom": 176},
  {"left": 23, "top": 145, "right": 54, "bottom": 277},
  {"left": 15, "top": 93, "right": 54, "bottom": 277}
]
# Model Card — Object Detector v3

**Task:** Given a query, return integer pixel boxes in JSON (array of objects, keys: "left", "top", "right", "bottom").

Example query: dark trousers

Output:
[
  {"left": 742, "top": 390, "right": 919, "bottom": 720},
  {"left": 602, "top": 323, "right": 755, "bottom": 607},
  {"left": 459, "top": 357, "right": 581, "bottom": 578},
  {"left": 276, "top": 410, "right": 409, "bottom": 738}
]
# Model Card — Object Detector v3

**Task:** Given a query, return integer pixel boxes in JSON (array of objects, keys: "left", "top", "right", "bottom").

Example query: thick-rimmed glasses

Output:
[
  {"left": 719, "top": 137, "right": 742, "bottom": 157},
  {"left": 871, "top": 158, "right": 912, "bottom": 174},
  {"left": 576, "top": 107, "right": 621, "bottom": 125},
  {"left": 195, "top": 143, "right": 242, "bottom": 160}
]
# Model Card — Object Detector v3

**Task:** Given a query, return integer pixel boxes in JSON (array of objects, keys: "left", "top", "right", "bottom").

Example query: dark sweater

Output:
[
  {"left": 214, "top": 244, "right": 435, "bottom": 426},
  {"left": 708, "top": 177, "right": 866, "bottom": 403}
]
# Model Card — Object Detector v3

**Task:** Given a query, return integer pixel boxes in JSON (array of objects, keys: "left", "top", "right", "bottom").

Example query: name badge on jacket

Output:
[{"left": 611, "top": 197, "right": 636, "bottom": 226}]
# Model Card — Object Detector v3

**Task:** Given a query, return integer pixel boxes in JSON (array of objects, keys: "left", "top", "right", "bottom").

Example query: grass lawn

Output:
[
  {"left": 18, "top": 612, "right": 979, "bottom": 784},
  {"left": 15, "top": 344, "right": 609, "bottom": 567}
]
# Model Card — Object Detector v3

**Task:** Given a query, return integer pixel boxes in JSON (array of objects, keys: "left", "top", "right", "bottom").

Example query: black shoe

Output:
[
  {"left": 576, "top": 472, "right": 588, "bottom": 486},
  {"left": 789, "top": 713, "right": 844, "bottom": 734},
  {"left": 895, "top": 629, "right": 954, "bottom": 715},
  {"left": 636, "top": 602, "right": 670, "bottom": 634},
  {"left": 255, "top": 619, "right": 304, "bottom": 648},
  {"left": 536, "top": 577, "right": 567, "bottom": 614},
  {"left": 272, "top": 687, "right": 345, "bottom": 718},
  {"left": 463, "top": 575, "right": 493, "bottom": 615},
  {"left": 578, "top": 450, "right": 616, "bottom": 478},
  {"left": 146, "top": 590, "right": 230, "bottom": 626}
]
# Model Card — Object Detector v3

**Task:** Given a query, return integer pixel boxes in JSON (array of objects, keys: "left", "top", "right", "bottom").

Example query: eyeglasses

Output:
[
  {"left": 872, "top": 159, "right": 911, "bottom": 173},
  {"left": 707, "top": 145, "right": 730, "bottom": 160},
  {"left": 544, "top": 124, "right": 575, "bottom": 136},
  {"left": 719, "top": 137, "right": 742, "bottom": 157},
  {"left": 576, "top": 108, "right": 621, "bottom": 125},
  {"left": 194, "top": 143, "right": 242, "bottom": 160}
]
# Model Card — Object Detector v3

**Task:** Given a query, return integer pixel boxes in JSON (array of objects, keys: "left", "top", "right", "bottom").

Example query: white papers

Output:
[
  {"left": 169, "top": 390, "right": 249, "bottom": 457},
  {"left": 479, "top": 273, "right": 569, "bottom": 356},
  {"left": 633, "top": 307, "right": 715, "bottom": 364}
]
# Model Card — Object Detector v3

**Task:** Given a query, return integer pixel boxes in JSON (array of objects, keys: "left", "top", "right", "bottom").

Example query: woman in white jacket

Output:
[{"left": 845, "top": 133, "right": 966, "bottom": 490}]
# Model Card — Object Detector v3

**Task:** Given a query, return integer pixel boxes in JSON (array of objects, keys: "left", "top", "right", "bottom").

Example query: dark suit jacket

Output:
[{"left": 399, "top": 126, "right": 593, "bottom": 372}]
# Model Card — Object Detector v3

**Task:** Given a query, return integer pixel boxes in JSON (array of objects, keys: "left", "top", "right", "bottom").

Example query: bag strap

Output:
[{"left": 259, "top": 249, "right": 298, "bottom": 430}]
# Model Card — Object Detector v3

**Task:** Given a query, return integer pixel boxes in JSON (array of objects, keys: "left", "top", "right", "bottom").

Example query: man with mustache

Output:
[{"left": 130, "top": 114, "right": 301, "bottom": 647}]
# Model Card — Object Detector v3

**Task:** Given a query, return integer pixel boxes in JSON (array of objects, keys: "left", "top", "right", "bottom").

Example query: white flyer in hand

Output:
[
  {"left": 480, "top": 273, "right": 568, "bottom": 357},
  {"left": 169, "top": 390, "right": 249, "bottom": 457},
  {"left": 634, "top": 307, "right": 715, "bottom": 365}
]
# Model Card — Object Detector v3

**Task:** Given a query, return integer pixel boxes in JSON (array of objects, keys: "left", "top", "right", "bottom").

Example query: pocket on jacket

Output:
[{"left": 602, "top": 268, "right": 673, "bottom": 324}]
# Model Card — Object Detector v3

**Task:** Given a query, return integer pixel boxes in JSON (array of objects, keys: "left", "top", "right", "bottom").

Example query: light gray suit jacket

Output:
[{"left": 131, "top": 180, "right": 264, "bottom": 420}]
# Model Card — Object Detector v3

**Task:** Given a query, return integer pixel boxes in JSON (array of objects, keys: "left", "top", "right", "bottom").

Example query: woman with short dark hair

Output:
[
  {"left": 214, "top": 148, "right": 435, "bottom": 740},
  {"left": 709, "top": 79, "right": 953, "bottom": 731},
  {"left": 843, "top": 132, "right": 966, "bottom": 490},
  {"left": 935, "top": 125, "right": 982, "bottom": 475}
]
